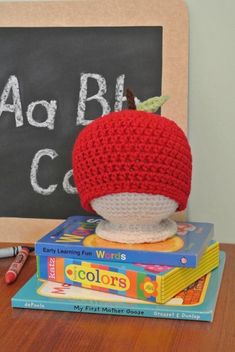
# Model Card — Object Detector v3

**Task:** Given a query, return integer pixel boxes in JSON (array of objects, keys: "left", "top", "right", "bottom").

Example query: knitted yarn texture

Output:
[
  {"left": 91, "top": 193, "right": 178, "bottom": 225},
  {"left": 72, "top": 110, "right": 192, "bottom": 213},
  {"left": 95, "top": 218, "right": 177, "bottom": 243},
  {"left": 91, "top": 193, "right": 178, "bottom": 243}
]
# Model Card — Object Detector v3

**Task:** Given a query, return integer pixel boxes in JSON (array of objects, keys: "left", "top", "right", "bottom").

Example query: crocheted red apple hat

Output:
[{"left": 72, "top": 93, "right": 192, "bottom": 213}]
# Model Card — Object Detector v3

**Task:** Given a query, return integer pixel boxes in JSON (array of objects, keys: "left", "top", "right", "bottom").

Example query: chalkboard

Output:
[{"left": 0, "top": 26, "right": 163, "bottom": 218}]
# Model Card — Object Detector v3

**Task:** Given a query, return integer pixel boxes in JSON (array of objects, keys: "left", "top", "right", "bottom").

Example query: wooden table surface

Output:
[{"left": 0, "top": 243, "right": 234, "bottom": 352}]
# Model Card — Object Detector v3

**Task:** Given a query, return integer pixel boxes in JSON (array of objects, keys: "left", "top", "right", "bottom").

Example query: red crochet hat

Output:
[{"left": 72, "top": 110, "right": 192, "bottom": 213}]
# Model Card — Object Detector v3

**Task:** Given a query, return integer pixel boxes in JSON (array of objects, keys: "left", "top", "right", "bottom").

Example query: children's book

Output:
[
  {"left": 35, "top": 216, "right": 214, "bottom": 267},
  {"left": 12, "top": 251, "right": 225, "bottom": 322},
  {"left": 37, "top": 241, "right": 219, "bottom": 304}
]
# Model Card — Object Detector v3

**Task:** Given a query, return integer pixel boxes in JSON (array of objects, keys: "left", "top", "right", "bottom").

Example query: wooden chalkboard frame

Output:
[
  {"left": 0, "top": 0, "right": 188, "bottom": 242},
  {"left": 0, "top": 0, "right": 188, "bottom": 131}
]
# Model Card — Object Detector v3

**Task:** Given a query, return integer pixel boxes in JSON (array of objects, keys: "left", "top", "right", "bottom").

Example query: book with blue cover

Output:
[
  {"left": 12, "top": 251, "right": 225, "bottom": 322},
  {"left": 37, "top": 241, "right": 220, "bottom": 304},
  {"left": 35, "top": 216, "right": 214, "bottom": 267}
]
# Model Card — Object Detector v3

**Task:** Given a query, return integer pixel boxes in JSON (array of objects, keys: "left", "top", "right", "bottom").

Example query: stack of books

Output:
[{"left": 12, "top": 216, "right": 225, "bottom": 322}]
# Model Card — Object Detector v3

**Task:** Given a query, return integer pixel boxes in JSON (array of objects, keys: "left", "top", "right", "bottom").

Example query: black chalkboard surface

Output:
[{"left": 0, "top": 27, "right": 162, "bottom": 219}]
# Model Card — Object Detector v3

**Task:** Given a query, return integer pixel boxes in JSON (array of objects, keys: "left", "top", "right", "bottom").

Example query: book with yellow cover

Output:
[{"left": 37, "top": 241, "right": 219, "bottom": 304}]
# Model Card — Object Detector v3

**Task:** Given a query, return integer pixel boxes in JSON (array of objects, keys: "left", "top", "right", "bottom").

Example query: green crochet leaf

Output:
[{"left": 136, "top": 95, "right": 169, "bottom": 113}]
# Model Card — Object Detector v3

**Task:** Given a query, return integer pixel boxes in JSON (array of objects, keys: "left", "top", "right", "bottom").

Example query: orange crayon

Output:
[{"left": 5, "top": 247, "right": 33, "bottom": 284}]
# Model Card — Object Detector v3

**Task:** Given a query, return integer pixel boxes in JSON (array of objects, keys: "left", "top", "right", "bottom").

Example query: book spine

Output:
[
  {"left": 11, "top": 298, "right": 212, "bottom": 321},
  {"left": 35, "top": 243, "right": 196, "bottom": 267},
  {"left": 37, "top": 255, "right": 160, "bottom": 303}
]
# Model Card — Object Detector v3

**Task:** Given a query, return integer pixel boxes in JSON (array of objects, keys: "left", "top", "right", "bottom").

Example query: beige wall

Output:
[
  {"left": 185, "top": 0, "right": 235, "bottom": 243},
  {"left": 0, "top": 0, "right": 234, "bottom": 243}
]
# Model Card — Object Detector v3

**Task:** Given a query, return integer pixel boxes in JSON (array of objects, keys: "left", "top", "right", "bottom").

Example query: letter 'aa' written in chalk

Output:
[{"left": 0, "top": 75, "right": 57, "bottom": 129}]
